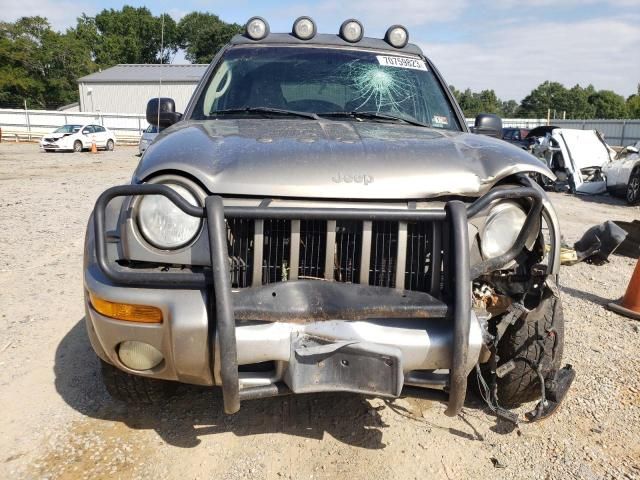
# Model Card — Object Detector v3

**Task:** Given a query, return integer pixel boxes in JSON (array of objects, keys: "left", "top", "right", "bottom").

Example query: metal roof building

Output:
[{"left": 77, "top": 64, "right": 208, "bottom": 114}]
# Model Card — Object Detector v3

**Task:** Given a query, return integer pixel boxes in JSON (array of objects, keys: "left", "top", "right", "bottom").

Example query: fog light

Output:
[
  {"left": 245, "top": 16, "right": 269, "bottom": 40},
  {"left": 89, "top": 293, "right": 163, "bottom": 323},
  {"left": 292, "top": 16, "right": 316, "bottom": 40},
  {"left": 339, "top": 19, "right": 364, "bottom": 43},
  {"left": 118, "top": 341, "right": 164, "bottom": 371},
  {"left": 385, "top": 25, "right": 409, "bottom": 48}
]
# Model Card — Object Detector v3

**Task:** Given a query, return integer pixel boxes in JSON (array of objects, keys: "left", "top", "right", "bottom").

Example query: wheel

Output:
[
  {"left": 106, "top": 139, "right": 115, "bottom": 151},
  {"left": 73, "top": 140, "right": 83, "bottom": 153},
  {"left": 626, "top": 169, "right": 640, "bottom": 205},
  {"left": 497, "top": 294, "right": 564, "bottom": 407},
  {"left": 100, "top": 359, "right": 176, "bottom": 404}
]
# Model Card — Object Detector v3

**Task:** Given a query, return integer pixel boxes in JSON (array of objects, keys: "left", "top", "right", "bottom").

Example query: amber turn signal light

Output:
[{"left": 89, "top": 293, "right": 163, "bottom": 323}]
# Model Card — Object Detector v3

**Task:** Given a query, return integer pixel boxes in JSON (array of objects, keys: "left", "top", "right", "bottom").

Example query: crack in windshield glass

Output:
[{"left": 340, "top": 61, "right": 419, "bottom": 114}]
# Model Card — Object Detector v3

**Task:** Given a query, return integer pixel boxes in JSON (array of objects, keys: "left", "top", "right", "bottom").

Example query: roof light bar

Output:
[
  {"left": 245, "top": 16, "right": 269, "bottom": 41},
  {"left": 339, "top": 19, "right": 364, "bottom": 43},
  {"left": 292, "top": 16, "right": 317, "bottom": 40},
  {"left": 385, "top": 25, "right": 409, "bottom": 48}
]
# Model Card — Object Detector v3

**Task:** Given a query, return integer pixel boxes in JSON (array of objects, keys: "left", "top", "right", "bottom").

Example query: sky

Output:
[{"left": 3, "top": 0, "right": 640, "bottom": 101}]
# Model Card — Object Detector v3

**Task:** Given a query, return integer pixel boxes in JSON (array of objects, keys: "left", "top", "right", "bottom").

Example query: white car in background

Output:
[
  {"left": 138, "top": 124, "right": 161, "bottom": 154},
  {"left": 40, "top": 124, "right": 116, "bottom": 153},
  {"left": 603, "top": 141, "right": 640, "bottom": 204},
  {"left": 531, "top": 128, "right": 614, "bottom": 194}
]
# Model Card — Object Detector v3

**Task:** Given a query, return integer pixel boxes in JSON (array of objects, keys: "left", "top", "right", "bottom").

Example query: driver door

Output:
[{"left": 81, "top": 125, "right": 95, "bottom": 148}]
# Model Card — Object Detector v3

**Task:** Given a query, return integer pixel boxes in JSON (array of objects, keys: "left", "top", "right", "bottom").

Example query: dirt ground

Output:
[{"left": 1, "top": 142, "right": 639, "bottom": 480}]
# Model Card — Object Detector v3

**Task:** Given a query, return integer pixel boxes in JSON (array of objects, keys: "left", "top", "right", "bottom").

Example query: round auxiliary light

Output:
[
  {"left": 119, "top": 341, "right": 164, "bottom": 371},
  {"left": 339, "top": 19, "right": 364, "bottom": 43},
  {"left": 245, "top": 16, "right": 269, "bottom": 41},
  {"left": 293, "top": 16, "right": 317, "bottom": 40},
  {"left": 385, "top": 25, "right": 409, "bottom": 48}
]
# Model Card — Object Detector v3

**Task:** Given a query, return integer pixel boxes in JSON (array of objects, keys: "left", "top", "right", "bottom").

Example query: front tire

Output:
[
  {"left": 73, "top": 140, "right": 83, "bottom": 153},
  {"left": 100, "top": 359, "right": 176, "bottom": 404},
  {"left": 497, "top": 294, "right": 564, "bottom": 407},
  {"left": 106, "top": 139, "right": 115, "bottom": 151},
  {"left": 626, "top": 169, "right": 640, "bottom": 205}
]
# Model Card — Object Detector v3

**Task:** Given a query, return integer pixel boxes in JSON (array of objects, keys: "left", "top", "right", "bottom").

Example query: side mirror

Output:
[
  {"left": 146, "top": 97, "right": 182, "bottom": 128},
  {"left": 474, "top": 113, "right": 503, "bottom": 138}
]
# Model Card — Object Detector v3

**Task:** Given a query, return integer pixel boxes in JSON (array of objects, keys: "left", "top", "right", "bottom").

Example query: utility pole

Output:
[{"left": 24, "top": 99, "right": 31, "bottom": 141}]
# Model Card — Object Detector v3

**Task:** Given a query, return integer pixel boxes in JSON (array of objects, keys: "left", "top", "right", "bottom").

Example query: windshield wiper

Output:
[
  {"left": 210, "top": 107, "right": 320, "bottom": 120},
  {"left": 319, "top": 111, "right": 430, "bottom": 128}
]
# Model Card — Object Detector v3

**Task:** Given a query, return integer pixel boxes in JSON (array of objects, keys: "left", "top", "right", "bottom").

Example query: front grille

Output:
[
  {"left": 405, "top": 221, "right": 434, "bottom": 292},
  {"left": 299, "top": 220, "right": 326, "bottom": 279},
  {"left": 225, "top": 214, "right": 442, "bottom": 294},
  {"left": 226, "top": 219, "right": 254, "bottom": 288},
  {"left": 262, "top": 220, "right": 290, "bottom": 284},
  {"left": 335, "top": 220, "right": 362, "bottom": 283},
  {"left": 370, "top": 221, "right": 398, "bottom": 288}
]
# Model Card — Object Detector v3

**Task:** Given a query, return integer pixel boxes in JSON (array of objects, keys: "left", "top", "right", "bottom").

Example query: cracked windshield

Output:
[{"left": 195, "top": 46, "right": 460, "bottom": 129}]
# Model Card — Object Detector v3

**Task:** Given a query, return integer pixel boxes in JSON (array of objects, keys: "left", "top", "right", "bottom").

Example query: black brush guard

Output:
[{"left": 93, "top": 184, "right": 544, "bottom": 416}]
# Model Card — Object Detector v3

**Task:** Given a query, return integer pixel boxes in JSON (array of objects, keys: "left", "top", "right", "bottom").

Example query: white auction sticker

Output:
[{"left": 376, "top": 55, "right": 428, "bottom": 71}]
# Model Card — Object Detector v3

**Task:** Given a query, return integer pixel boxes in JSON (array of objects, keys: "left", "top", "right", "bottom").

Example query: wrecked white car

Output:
[
  {"left": 603, "top": 141, "right": 640, "bottom": 205},
  {"left": 83, "top": 17, "right": 574, "bottom": 423},
  {"left": 532, "top": 128, "right": 614, "bottom": 194}
]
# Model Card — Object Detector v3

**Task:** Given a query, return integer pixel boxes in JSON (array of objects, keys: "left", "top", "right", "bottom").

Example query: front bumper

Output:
[{"left": 85, "top": 182, "right": 552, "bottom": 416}]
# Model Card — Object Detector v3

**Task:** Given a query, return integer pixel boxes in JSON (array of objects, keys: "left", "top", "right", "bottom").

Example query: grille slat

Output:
[
  {"left": 405, "top": 221, "right": 434, "bottom": 294},
  {"left": 334, "top": 220, "right": 362, "bottom": 283},
  {"left": 225, "top": 212, "right": 442, "bottom": 296},
  {"left": 299, "top": 220, "right": 326, "bottom": 279},
  {"left": 324, "top": 220, "right": 337, "bottom": 281},
  {"left": 262, "top": 219, "right": 290, "bottom": 284},
  {"left": 369, "top": 221, "right": 398, "bottom": 288},
  {"left": 226, "top": 218, "right": 254, "bottom": 288}
]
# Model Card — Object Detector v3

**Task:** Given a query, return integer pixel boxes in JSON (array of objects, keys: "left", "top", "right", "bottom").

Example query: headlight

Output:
[
  {"left": 480, "top": 201, "right": 527, "bottom": 258},
  {"left": 137, "top": 183, "right": 201, "bottom": 249}
]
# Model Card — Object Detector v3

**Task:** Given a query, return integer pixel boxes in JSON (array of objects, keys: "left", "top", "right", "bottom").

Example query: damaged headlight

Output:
[
  {"left": 137, "top": 183, "right": 201, "bottom": 250},
  {"left": 480, "top": 201, "right": 527, "bottom": 259}
]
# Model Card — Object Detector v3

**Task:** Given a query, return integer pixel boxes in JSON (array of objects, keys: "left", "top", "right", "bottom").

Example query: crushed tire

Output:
[
  {"left": 100, "top": 359, "right": 176, "bottom": 404},
  {"left": 497, "top": 294, "right": 564, "bottom": 407}
]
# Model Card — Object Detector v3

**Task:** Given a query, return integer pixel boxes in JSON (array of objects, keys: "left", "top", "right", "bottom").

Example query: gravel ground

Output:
[{"left": 0, "top": 142, "right": 639, "bottom": 480}]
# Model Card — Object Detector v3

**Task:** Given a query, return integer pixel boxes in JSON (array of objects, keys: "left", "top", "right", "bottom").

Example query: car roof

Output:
[{"left": 229, "top": 33, "right": 424, "bottom": 56}]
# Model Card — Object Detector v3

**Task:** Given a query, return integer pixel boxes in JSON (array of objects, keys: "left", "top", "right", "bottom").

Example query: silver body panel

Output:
[{"left": 134, "top": 119, "right": 553, "bottom": 200}]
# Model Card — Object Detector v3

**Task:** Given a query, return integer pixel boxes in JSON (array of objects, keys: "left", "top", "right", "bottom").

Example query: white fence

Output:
[
  {"left": 467, "top": 118, "right": 640, "bottom": 146},
  {"left": 1, "top": 108, "right": 638, "bottom": 146},
  {"left": 0, "top": 108, "right": 146, "bottom": 144}
]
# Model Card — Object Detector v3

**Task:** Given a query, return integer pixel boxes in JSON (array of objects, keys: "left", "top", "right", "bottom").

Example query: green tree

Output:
[
  {"left": 500, "top": 100, "right": 519, "bottom": 118},
  {"left": 75, "top": 7, "right": 179, "bottom": 67},
  {"left": 178, "top": 12, "right": 242, "bottom": 64},
  {"left": 0, "top": 17, "right": 94, "bottom": 109},
  {"left": 518, "top": 81, "right": 569, "bottom": 118},
  {"left": 565, "top": 84, "right": 596, "bottom": 119},
  {"left": 626, "top": 83, "right": 640, "bottom": 118},
  {"left": 589, "top": 90, "right": 628, "bottom": 119}
]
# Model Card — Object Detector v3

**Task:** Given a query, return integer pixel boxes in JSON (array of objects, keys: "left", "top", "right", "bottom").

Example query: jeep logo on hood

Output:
[{"left": 332, "top": 172, "right": 374, "bottom": 186}]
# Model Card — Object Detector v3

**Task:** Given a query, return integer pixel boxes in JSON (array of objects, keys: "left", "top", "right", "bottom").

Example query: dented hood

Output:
[{"left": 134, "top": 119, "right": 552, "bottom": 199}]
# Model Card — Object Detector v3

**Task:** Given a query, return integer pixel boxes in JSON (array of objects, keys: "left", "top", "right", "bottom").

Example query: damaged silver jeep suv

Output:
[{"left": 84, "top": 17, "right": 574, "bottom": 421}]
